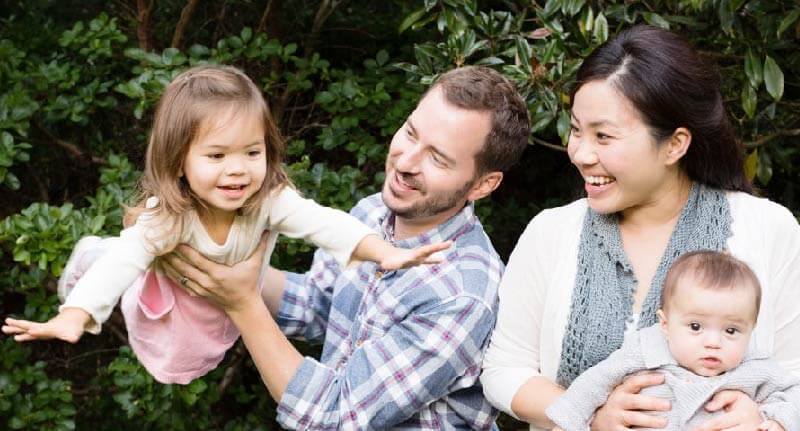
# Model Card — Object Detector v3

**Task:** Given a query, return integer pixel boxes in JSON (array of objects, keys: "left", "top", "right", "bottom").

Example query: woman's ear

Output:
[{"left": 664, "top": 127, "right": 691, "bottom": 166}]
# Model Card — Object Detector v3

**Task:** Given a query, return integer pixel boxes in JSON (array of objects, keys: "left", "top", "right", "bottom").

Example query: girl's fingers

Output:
[
  {"left": 2, "top": 324, "right": 27, "bottom": 334},
  {"left": 4, "top": 318, "right": 33, "bottom": 331},
  {"left": 14, "top": 333, "right": 37, "bottom": 342}
]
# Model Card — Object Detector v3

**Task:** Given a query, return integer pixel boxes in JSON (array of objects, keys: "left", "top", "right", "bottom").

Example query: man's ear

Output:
[
  {"left": 664, "top": 127, "right": 691, "bottom": 166},
  {"left": 466, "top": 172, "right": 503, "bottom": 202},
  {"left": 657, "top": 309, "right": 669, "bottom": 336}
]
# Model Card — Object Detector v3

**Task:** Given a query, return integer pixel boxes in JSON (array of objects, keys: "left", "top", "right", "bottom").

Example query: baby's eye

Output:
[
  {"left": 689, "top": 322, "right": 701, "bottom": 332},
  {"left": 725, "top": 327, "right": 739, "bottom": 335}
]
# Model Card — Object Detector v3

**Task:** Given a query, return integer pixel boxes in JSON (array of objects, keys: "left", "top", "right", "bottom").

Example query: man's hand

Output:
[
  {"left": 161, "top": 233, "right": 268, "bottom": 313},
  {"left": 691, "top": 390, "right": 762, "bottom": 431},
  {"left": 2, "top": 307, "right": 91, "bottom": 343},
  {"left": 590, "top": 372, "right": 670, "bottom": 430}
]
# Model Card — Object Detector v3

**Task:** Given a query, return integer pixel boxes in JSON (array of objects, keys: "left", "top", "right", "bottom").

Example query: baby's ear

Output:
[{"left": 656, "top": 309, "right": 668, "bottom": 335}]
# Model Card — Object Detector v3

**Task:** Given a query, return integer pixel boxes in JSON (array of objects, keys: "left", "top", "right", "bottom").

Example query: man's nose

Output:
[{"left": 394, "top": 145, "right": 422, "bottom": 174}]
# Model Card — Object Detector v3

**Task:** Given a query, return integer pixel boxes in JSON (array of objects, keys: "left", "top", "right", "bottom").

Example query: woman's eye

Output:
[
  {"left": 248, "top": 150, "right": 262, "bottom": 157},
  {"left": 570, "top": 124, "right": 580, "bottom": 135},
  {"left": 689, "top": 323, "right": 701, "bottom": 331},
  {"left": 597, "top": 132, "right": 611, "bottom": 140}
]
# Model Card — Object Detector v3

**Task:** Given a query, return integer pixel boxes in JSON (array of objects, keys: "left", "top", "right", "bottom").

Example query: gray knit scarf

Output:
[{"left": 556, "top": 183, "right": 732, "bottom": 387}]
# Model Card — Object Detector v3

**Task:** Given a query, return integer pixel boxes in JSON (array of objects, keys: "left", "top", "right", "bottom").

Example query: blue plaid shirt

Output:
[{"left": 275, "top": 193, "right": 503, "bottom": 430}]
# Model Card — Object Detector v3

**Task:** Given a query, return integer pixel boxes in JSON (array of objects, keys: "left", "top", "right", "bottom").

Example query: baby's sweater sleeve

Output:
[
  {"left": 545, "top": 333, "right": 647, "bottom": 431},
  {"left": 264, "top": 187, "right": 375, "bottom": 268},
  {"left": 755, "top": 360, "right": 800, "bottom": 430},
  {"left": 60, "top": 220, "right": 155, "bottom": 334}
]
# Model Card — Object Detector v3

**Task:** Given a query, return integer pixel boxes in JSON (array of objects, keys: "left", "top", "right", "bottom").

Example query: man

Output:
[{"left": 166, "top": 65, "right": 530, "bottom": 429}]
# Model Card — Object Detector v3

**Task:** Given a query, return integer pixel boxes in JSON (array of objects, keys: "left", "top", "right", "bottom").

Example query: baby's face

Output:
[{"left": 658, "top": 277, "right": 757, "bottom": 377}]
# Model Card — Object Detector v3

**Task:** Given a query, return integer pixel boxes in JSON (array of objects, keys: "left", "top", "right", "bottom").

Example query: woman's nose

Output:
[{"left": 569, "top": 139, "right": 599, "bottom": 166}]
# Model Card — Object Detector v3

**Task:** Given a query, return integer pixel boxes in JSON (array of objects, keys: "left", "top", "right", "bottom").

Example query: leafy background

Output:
[{"left": 1, "top": 0, "right": 798, "bottom": 429}]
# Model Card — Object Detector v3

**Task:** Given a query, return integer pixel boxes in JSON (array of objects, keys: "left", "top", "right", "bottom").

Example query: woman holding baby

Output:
[{"left": 481, "top": 25, "right": 800, "bottom": 430}]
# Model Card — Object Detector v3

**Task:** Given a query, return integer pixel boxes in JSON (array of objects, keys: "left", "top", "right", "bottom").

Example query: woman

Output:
[{"left": 480, "top": 25, "right": 800, "bottom": 430}]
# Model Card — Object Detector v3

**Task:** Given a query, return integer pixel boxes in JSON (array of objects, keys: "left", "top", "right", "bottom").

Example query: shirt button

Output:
[
  {"left": 375, "top": 271, "right": 383, "bottom": 278},
  {"left": 356, "top": 340, "right": 364, "bottom": 347}
]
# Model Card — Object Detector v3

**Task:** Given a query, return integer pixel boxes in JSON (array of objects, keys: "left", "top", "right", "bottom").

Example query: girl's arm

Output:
[
  {"left": 3, "top": 220, "right": 155, "bottom": 342},
  {"left": 265, "top": 188, "right": 449, "bottom": 270}
]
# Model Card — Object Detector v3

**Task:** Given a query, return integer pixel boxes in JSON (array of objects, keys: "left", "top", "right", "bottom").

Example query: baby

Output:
[{"left": 547, "top": 250, "right": 800, "bottom": 431}]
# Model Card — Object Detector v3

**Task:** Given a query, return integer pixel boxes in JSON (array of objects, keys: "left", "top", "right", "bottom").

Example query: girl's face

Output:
[
  {"left": 182, "top": 106, "right": 267, "bottom": 222},
  {"left": 567, "top": 79, "right": 679, "bottom": 215}
]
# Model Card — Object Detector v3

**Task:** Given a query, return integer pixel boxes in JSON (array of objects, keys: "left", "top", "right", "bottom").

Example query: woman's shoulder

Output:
[
  {"left": 527, "top": 198, "right": 588, "bottom": 230},
  {"left": 726, "top": 191, "right": 798, "bottom": 228}
]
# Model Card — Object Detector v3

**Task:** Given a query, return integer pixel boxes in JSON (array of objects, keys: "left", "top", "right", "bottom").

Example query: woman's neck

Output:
[
  {"left": 198, "top": 207, "right": 236, "bottom": 245},
  {"left": 620, "top": 174, "right": 693, "bottom": 231}
]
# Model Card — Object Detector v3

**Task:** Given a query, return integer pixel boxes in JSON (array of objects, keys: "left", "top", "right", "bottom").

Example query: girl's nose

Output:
[{"left": 224, "top": 156, "right": 246, "bottom": 175}]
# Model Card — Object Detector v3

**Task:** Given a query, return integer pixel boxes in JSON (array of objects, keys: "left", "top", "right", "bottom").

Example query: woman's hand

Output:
[
  {"left": 691, "top": 390, "right": 762, "bottom": 431},
  {"left": 161, "top": 233, "right": 268, "bottom": 313},
  {"left": 590, "top": 372, "right": 670, "bottom": 430}
]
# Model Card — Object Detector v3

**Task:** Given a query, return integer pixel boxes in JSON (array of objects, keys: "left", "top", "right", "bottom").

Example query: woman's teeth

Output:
[{"left": 586, "top": 175, "right": 615, "bottom": 185}]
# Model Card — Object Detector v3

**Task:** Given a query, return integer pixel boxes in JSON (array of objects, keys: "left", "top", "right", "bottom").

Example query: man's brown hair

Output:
[
  {"left": 661, "top": 250, "right": 762, "bottom": 320},
  {"left": 427, "top": 66, "right": 530, "bottom": 175}
]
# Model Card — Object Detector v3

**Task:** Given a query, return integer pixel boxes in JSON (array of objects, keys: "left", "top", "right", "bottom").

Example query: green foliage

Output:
[{"left": 0, "top": 0, "right": 798, "bottom": 429}]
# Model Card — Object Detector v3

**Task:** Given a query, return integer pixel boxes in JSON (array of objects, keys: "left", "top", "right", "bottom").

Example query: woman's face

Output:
[{"left": 567, "top": 79, "right": 679, "bottom": 215}]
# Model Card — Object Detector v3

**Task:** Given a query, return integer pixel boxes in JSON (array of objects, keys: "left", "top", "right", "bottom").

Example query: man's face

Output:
[{"left": 382, "top": 86, "right": 491, "bottom": 223}]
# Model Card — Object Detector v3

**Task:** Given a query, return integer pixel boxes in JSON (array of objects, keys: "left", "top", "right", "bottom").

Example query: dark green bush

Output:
[{"left": 1, "top": 1, "right": 797, "bottom": 429}]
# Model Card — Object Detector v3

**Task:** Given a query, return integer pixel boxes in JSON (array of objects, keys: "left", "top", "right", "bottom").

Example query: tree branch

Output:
[
  {"left": 745, "top": 128, "right": 800, "bottom": 148},
  {"left": 136, "top": 0, "right": 156, "bottom": 51},
  {"left": 531, "top": 135, "right": 567, "bottom": 152},
  {"left": 218, "top": 341, "right": 248, "bottom": 396},
  {"left": 35, "top": 123, "right": 108, "bottom": 165},
  {"left": 171, "top": 0, "right": 200, "bottom": 49}
]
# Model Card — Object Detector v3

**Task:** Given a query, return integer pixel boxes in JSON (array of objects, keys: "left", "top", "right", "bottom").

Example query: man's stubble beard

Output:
[{"left": 382, "top": 174, "right": 475, "bottom": 220}]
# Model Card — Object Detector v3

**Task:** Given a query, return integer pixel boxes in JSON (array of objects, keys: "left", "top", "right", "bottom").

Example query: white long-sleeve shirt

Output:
[
  {"left": 480, "top": 192, "right": 800, "bottom": 429},
  {"left": 61, "top": 186, "right": 375, "bottom": 333}
]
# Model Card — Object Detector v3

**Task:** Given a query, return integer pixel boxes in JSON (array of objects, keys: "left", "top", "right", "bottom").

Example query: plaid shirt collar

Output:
[{"left": 377, "top": 202, "right": 478, "bottom": 249}]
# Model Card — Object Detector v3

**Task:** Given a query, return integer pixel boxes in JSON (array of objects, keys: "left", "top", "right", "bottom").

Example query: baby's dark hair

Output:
[{"left": 661, "top": 250, "right": 761, "bottom": 321}]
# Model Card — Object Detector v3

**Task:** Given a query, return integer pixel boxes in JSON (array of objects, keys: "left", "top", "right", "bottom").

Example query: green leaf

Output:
[
  {"left": 399, "top": 8, "right": 427, "bottom": 34},
  {"left": 741, "top": 84, "right": 757, "bottom": 119},
  {"left": 642, "top": 12, "right": 670, "bottom": 29},
  {"left": 556, "top": 109, "right": 571, "bottom": 146},
  {"left": 744, "top": 49, "right": 762, "bottom": 89},
  {"left": 757, "top": 149, "right": 772, "bottom": 185},
  {"left": 744, "top": 149, "right": 757, "bottom": 182},
  {"left": 240, "top": 27, "right": 252, "bottom": 42},
  {"left": 763, "top": 55, "right": 784, "bottom": 101},
  {"left": 593, "top": 13, "right": 608, "bottom": 43},
  {"left": 777, "top": 9, "right": 800, "bottom": 38}
]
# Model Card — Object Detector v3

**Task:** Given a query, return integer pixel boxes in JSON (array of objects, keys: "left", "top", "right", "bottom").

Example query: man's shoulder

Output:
[{"left": 349, "top": 193, "right": 385, "bottom": 227}]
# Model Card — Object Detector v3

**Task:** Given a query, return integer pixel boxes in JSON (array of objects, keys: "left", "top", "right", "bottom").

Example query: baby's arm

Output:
[
  {"left": 266, "top": 187, "right": 450, "bottom": 270},
  {"left": 545, "top": 333, "right": 648, "bottom": 431},
  {"left": 3, "top": 222, "right": 155, "bottom": 343}
]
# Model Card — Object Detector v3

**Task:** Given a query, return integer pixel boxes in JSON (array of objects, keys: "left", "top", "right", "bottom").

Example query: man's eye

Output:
[{"left": 689, "top": 323, "right": 701, "bottom": 331}]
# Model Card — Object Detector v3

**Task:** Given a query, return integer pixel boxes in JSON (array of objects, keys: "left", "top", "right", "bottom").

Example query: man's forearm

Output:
[
  {"left": 228, "top": 298, "right": 302, "bottom": 402},
  {"left": 260, "top": 266, "right": 287, "bottom": 317}
]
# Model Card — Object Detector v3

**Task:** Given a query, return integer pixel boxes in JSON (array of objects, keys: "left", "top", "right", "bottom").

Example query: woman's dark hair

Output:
[{"left": 571, "top": 25, "right": 753, "bottom": 193}]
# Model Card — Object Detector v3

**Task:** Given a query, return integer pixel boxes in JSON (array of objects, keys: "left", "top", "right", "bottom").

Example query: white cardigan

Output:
[{"left": 480, "top": 192, "right": 800, "bottom": 428}]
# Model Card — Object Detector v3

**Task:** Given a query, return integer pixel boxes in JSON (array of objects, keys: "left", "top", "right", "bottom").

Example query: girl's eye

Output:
[
  {"left": 208, "top": 153, "right": 224, "bottom": 160},
  {"left": 248, "top": 150, "right": 262, "bottom": 157},
  {"left": 689, "top": 323, "right": 701, "bottom": 331},
  {"left": 725, "top": 327, "right": 739, "bottom": 335}
]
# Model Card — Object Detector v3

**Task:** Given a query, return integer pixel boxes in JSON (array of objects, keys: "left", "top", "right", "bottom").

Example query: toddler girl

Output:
[
  {"left": 546, "top": 250, "right": 800, "bottom": 431},
  {"left": 3, "top": 65, "right": 449, "bottom": 384}
]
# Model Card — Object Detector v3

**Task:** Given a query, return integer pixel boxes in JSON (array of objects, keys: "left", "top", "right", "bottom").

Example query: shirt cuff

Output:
[{"left": 276, "top": 356, "right": 337, "bottom": 428}]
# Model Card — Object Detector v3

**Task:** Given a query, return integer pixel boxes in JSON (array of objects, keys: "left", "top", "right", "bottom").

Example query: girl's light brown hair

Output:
[{"left": 128, "top": 65, "right": 290, "bottom": 253}]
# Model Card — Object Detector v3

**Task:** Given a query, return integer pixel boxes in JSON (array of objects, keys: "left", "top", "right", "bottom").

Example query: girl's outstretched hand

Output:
[
  {"left": 2, "top": 307, "right": 91, "bottom": 343},
  {"left": 759, "top": 420, "right": 785, "bottom": 431},
  {"left": 379, "top": 241, "right": 453, "bottom": 271}
]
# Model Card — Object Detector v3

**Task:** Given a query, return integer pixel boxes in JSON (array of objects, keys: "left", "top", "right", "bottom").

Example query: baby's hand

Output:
[
  {"left": 758, "top": 419, "right": 785, "bottom": 431},
  {"left": 379, "top": 241, "right": 453, "bottom": 271},
  {"left": 551, "top": 427, "right": 565, "bottom": 431},
  {"left": 2, "top": 308, "right": 91, "bottom": 343}
]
